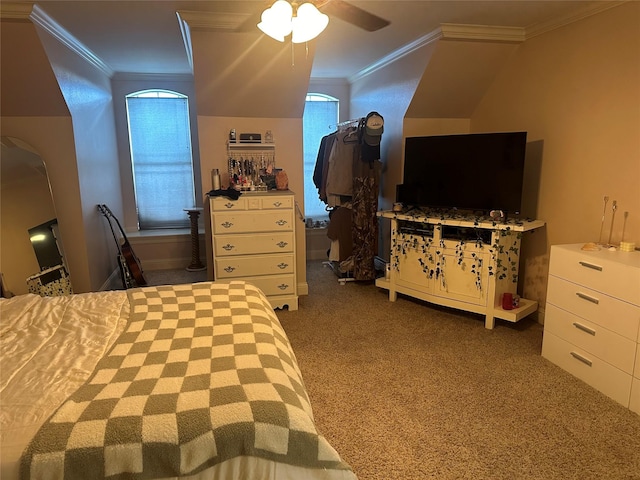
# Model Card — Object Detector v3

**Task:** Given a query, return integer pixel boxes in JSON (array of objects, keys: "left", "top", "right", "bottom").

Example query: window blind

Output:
[{"left": 127, "top": 96, "right": 195, "bottom": 229}]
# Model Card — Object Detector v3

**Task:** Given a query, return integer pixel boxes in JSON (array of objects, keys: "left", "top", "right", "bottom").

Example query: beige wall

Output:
[{"left": 471, "top": 1, "right": 640, "bottom": 307}]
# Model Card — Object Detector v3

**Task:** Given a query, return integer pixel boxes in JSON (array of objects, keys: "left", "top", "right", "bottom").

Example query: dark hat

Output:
[{"left": 363, "top": 112, "right": 384, "bottom": 146}]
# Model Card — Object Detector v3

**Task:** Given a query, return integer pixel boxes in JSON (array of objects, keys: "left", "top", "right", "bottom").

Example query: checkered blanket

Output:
[{"left": 20, "top": 281, "right": 352, "bottom": 479}]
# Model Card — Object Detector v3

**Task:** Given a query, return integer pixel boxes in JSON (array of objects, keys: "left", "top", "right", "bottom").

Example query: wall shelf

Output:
[{"left": 227, "top": 142, "right": 275, "bottom": 148}]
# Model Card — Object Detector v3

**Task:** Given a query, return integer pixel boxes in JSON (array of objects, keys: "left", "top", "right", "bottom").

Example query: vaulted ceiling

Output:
[{"left": 2, "top": 1, "right": 616, "bottom": 80}]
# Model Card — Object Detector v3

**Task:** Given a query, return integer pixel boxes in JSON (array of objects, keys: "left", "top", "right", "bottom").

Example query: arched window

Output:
[
  {"left": 125, "top": 89, "right": 195, "bottom": 229},
  {"left": 302, "top": 93, "right": 339, "bottom": 220}
]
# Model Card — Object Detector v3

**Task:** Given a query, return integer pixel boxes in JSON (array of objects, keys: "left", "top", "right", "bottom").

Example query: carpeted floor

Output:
[
  {"left": 274, "top": 261, "right": 640, "bottom": 480},
  {"left": 146, "top": 261, "right": 640, "bottom": 479}
]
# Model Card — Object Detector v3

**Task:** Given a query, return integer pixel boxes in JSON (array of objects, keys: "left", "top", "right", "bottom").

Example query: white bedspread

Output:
[{"left": 0, "top": 292, "right": 129, "bottom": 479}]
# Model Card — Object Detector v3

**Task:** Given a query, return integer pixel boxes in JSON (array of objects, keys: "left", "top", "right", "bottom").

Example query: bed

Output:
[{"left": 0, "top": 281, "right": 357, "bottom": 480}]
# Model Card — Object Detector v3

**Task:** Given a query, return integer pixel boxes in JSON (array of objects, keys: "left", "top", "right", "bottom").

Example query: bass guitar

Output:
[{"left": 98, "top": 204, "right": 147, "bottom": 288}]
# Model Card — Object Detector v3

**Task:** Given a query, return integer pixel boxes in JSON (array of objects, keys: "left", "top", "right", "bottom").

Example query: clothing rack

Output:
[
  {"left": 322, "top": 261, "right": 355, "bottom": 285},
  {"left": 330, "top": 117, "right": 362, "bottom": 130},
  {"left": 315, "top": 111, "right": 384, "bottom": 284}
]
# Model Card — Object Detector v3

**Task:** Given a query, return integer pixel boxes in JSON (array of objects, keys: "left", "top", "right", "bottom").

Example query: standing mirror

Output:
[{"left": 0, "top": 136, "right": 70, "bottom": 296}]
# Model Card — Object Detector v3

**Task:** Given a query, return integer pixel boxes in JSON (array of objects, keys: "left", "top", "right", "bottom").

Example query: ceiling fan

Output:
[
  {"left": 315, "top": 0, "right": 390, "bottom": 32},
  {"left": 238, "top": 0, "right": 391, "bottom": 35}
]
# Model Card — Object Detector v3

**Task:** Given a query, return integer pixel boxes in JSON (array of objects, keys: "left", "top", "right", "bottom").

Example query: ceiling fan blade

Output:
[{"left": 319, "top": 0, "right": 390, "bottom": 32}]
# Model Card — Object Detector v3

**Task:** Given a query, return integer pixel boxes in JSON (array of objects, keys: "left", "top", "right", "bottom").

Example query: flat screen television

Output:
[{"left": 397, "top": 131, "right": 527, "bottom": 215}]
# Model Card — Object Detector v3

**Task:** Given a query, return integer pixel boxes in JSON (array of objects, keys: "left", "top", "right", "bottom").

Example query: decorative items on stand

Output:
[
  {"left": 221, "top": 129, "right": 283, "bottom": 192},
  {"left": 586, "top": 194, "right": 634, "bottom": 252}
]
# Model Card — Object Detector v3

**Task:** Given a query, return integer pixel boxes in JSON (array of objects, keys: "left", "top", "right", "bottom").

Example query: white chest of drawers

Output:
[
  {"left": 210, "top": 191, "right": 298, "bottom": 311},
  {"left": 542, "top": 244, "right": 640, "bottom": 413}
]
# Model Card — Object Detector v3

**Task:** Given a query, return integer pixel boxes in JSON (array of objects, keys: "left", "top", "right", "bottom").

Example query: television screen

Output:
[{"left": 397, "top": 132, "right": 527, "bottom": 214}]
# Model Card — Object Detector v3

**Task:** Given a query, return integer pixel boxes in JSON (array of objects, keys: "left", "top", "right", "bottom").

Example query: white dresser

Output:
[
  {"left": 542, "top": 243, "right": 640, "bottom": 413},
  {"left": 210, "top": 191, "right": 298, "bottom": 310}
]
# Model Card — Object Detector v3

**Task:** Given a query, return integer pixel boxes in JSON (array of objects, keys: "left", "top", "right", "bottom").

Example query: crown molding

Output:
[
  {"left": 111, "top": 72, "right": 193, "bottom": 83},
  {"left": 29, "top": 4, "right": 113, "bottom": 78},
  {"left": 350, "top": 1, "right": 626, "bottom": 85},
  {"left": 0, "top": 2, "right": 33, "bottom": 20},
  {"left": 348, "top": 28, "right": 443, "bottom": 84},
  {"left": 349, "top": 23, "right": 524, "bottom": 84},
  {"left": 524, "top": 1, "right": 627, "bottom": 39},
  {"left": 439, "top": 23, "right": 525, "bottom": 43},
  {"left": 175, "top": 12, "right": 194, "bottom": 72},
  {"left": 309, "top": 77, "right": 350, "bottom": 86},
  {"left": 176, "top": 10, "right": 249, "bottom": 31}
]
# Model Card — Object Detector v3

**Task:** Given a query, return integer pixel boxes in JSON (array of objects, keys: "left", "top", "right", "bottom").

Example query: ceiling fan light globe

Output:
[
  {"left": 291, "top": 3, "right": 329, "bottom": 43},
  {"left": 258, "top": 0, "right": 293, "bottom": 41},
  {"left": 270, "top": 0, "right": 293, "bottom": 18}
]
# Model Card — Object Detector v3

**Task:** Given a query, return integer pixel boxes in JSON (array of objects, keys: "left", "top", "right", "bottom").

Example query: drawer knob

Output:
[
  {"left": 224, "top": 202, "right": 235, "bottom": 209},
  {"left": 277, "top": 284, "right": 289, "bottom": 290},
  {"left": 224, "top": 266, "right": 236, "bottom": 273},
  {"left": 572, "top": 322, "right": 596, "bottom": 336},
  {"left": 222, "top": 244, "right": 235, "bottom": 251},
  {"left": 275, "top": 219, "right": 288, "bottom": 226},
  {"left": 570, "top": 351, "right": 593, "bottom": 367},
  {"left": 277, "top": 263, "right": 288, "bottom": 269},
  {"left": 576, "top": 292, "right": 599, "bottom": 304},
  {"left": 221, "top": 221, "right": 234, "bottom": 228},
  {"left": 578, "top": 261, "right": 603, "bottom": 271},
  {"left": 273, "top": 201, "right": 282, "bottom": 207},
  {"left": 276, "top": 241, "right": 288, "bottom": 248}
]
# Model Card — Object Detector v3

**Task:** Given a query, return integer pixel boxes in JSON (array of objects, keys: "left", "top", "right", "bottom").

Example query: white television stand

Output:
[{"left": 376, "top": 209, "right": 545, "bottom": 329}]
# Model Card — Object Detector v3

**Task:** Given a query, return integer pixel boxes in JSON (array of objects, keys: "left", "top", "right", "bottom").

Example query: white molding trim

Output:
[
  {"left": 0, "top": 2, "right": 33, "bottom": 20},
  {"left": 525, "top": 1, "right": 627, "bottom": 39},
  {"left": 349, "top": 23, "right": 524, "bottom": 84},
  {"left": 349, "top": 27, "right": 444, "bottom": 84},
  {"left": 439, "top": 23, "right": 525, "bottom": 43},
  {"left": 29, "top": 4, "right": 113, "bottom": 78},
  {"left": 175, "top": 12, "right": 194, "bottom": 72},
  {"left": 350, "top": 1, "right": 625, "bottom": 84},
  {"left": 176, "top": 10, "right": 249, "bottom": 31},
  {"left": 309, "top": 77, "right": 350, "bottom": 86},
  {"left": 111, "top": 72, "right": 194, "bottom": 83}
]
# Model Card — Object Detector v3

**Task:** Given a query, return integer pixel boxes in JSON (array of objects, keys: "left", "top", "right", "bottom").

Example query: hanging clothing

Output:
[
  {"left": 325, "top": 128, "right": 358, "bottom": 200},
  {"left": 312, "top": 134, "right": 336, "bottom": 204},
  {"left": 326, "top": 206, "right": 353, "bottom": 262},
  {"left": 351, "top": 142, "right": 382, "bottom": 281},
  {"left": 312, "top": 112, "right": 384, "bottom": 281}
]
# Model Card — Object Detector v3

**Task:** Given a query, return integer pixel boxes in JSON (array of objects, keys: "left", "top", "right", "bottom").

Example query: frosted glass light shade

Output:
[
  {"left": 259, "top": 1, "right": 329, "bottom": 43},
  {"left": 258, "top": 0, "right": 293, "bottom": 42},
  {"left": 291, "top": 3, "right": 329, "bottom": 43}
]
